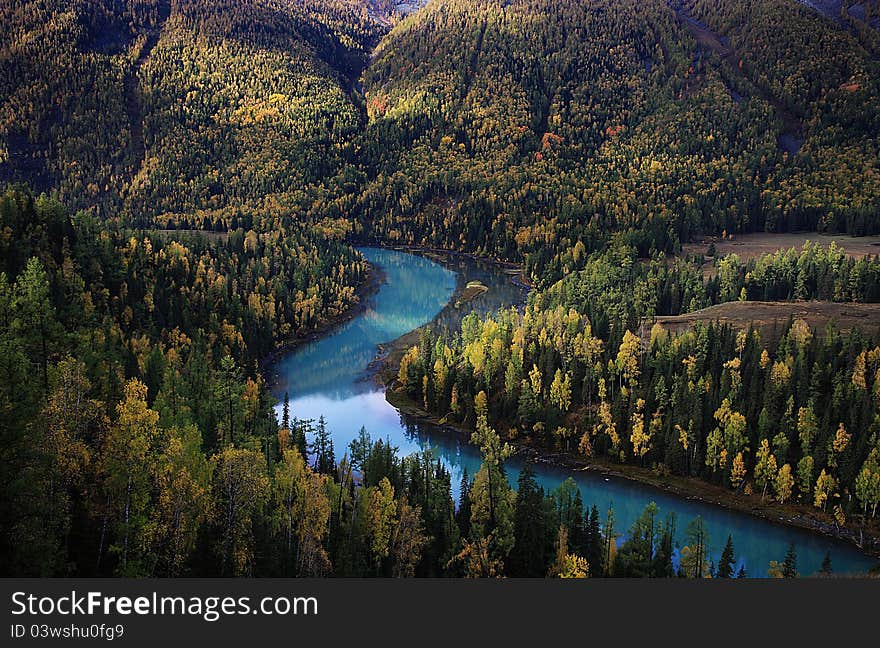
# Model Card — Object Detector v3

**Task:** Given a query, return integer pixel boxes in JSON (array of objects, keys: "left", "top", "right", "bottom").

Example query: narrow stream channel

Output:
[{"left": 271, "top": 247, "right": 877, "bottom": 577}]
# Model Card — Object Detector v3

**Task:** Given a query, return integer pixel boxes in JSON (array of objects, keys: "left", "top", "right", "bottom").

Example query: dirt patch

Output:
[
  {"left": 458, "top": 280, "right": 489, "bottom": 304},
  {"left": 652, "top": 300, "right": 880, "bottom": 337},
  {"left": 683, "top": 232, "right": 880, "bottom": 279}
]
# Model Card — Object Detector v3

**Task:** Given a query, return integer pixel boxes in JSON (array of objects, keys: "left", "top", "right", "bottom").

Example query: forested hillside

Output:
[
  {"left": 0, "top": 187, "right": 367, "bottom": 575},
  {"left": 1, "top": 0, "right": 879, "bottom": 578},
  {"left": 3, "top": 0, "right": 878, "bottom": 262},
  {"left": 0, "top": 0, "right": 382, "bottom": 224},
  {"left": 396, "top": 245, "right": 880, "bottom": 532},
  {"left": 348, "top": 0, "right": 880, "bottom": 284}
]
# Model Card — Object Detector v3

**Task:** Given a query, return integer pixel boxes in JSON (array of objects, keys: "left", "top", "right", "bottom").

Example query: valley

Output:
[{"left": 0, "top": 0, "right": 879, "bottom": 579}]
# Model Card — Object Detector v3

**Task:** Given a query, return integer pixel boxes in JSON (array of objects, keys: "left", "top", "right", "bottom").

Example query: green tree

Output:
[
  {"left": 717, "top": 535, "right": 736, "bottom": 578},
  {"left": 510, "top": 466, "right": 547, "bottom": 577},
  {"left": 469, "top": 415, "right": 515, "bottom": 562},
  {"left": 797, "top": 455, "right": 814, "bottom": 501},
  {"left": 218, "top": 356, "right": 243, "bottom": 447},
  {"left": 680, "top": 516, "right": 710, "bottom": 579},
  {"left": 13, "top": 258, "right": 56, "bottom": 397},
  {"left": 782, "top": 544, "right": 798, "bottom": 578}
]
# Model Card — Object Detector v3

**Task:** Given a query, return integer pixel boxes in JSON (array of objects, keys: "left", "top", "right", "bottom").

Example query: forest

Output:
[
  {"left": 1, "top": 0, "right": 879, "bottom": 577},
  {"left": 0, "top": 189, "right": 835, "bottom": 577},
  {"left": 396, "top": 245, "right": 880, "bottom": 528}
]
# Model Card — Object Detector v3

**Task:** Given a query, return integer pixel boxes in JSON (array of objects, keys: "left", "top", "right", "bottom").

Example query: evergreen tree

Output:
[
  {"left": 651, "top": 514, "right": 676, "bottom": 578},
  {"left": 282, "top": 393, "right": 290, "bottom": 432},
  {"left": 601, "top": 505, "right": 618, "bottom": 577},
  {"left": 717, "top": 535, "right": 736, "bottom": 578},
  {"left": 680, "top": 516, "right": 709, "bottom": 579},
  {"left": 782, "top": 543, "right": 798, "bottom": 578},
  {"left": 311, "top": 416, "right": 336, "bottom": 475},
  {"left": 820, "top": 550, "right": 833, "bottom": 576},
  {"left": 584, "top": 505, "right": 603, "bottom": 575},
  {"left": 614, "top": 502, "right": 659, "bottom": 577},
  {"left": 456, "top": 470, "right": 472, "bottom": 540},
  {"left": 510, "top": 466, "right": 547, "bottom": 577}
]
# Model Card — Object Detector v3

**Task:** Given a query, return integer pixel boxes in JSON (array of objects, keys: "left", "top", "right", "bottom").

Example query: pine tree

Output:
[
  {"left": 456, "top": 470, "right": 472, "bottom": 540},
  {"left": 782, "top": 543, "right": 798, "bottom": 578},
  {"left": 311, "top": 416, "right": 335, "bottom": 474},
  {"left": 717, "top": 535, "right": 736, "bottom": 578},
  {"left": 510, "top": 466, "right": 546, "bottom": 577},
  {"left": 13, "top": 257, "right": 56, "bottom": 397},
  {"left": 820, "top": 550, "right": 832, "bottom": 575},
  {"left": 584, "top": 505, "right": 603, "bottom": 576},
  {"left": 680, "top": 516, "right": 709, "bottom": 578},
  {"left": 601, "top": 505, "right": 617, "bottom": 577}
]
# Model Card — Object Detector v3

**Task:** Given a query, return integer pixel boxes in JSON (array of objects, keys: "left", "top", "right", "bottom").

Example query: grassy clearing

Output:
[
  {"left": 683, "top": 232, "right": 880, "bottom": 279},
  {"left": 684, "top": 232, "right": 880, "bottom": 261},
  {"left": 652, "top": 300, "right": 880, "bottom": 337}
]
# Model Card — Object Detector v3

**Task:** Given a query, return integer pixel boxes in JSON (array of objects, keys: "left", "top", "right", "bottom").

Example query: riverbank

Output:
[
  {"left": 384, "top": 384, "right": 880, "bottom": 562},
  {"left": 366, "top": 246, "right": 880, "bottom": 563},
  {"left": 363, "top": 244, "right": 531, "bottom": 377},
  {"left": 383, "top": 243, "right": 534, "bottom": 290},
  {"left": 260, "top": 261, "right": 386, "bottom": 380}
]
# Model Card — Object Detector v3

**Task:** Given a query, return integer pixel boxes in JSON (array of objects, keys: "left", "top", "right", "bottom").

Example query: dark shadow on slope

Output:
[
  {"left": 123, "top": 1, "right": 171, "bottom": 184},
  {"left": 671, "top": 1, "right": 804, "bottom": 154}
]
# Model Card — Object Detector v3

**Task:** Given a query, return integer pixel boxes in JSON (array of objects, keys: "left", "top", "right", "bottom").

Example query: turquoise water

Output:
[{"left": 271, "top": 247, "right": 878, "bottom": 577}]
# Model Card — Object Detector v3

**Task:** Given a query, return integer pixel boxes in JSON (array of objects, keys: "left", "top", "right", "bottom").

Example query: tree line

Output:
[
  {"left": 0, "top": 186, "right": 366, "bottom": 574},
  {"left": 395, "top": 244, "right": 880, "bottom": 534}
]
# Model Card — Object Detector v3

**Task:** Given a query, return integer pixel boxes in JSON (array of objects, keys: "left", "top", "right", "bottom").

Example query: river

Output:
[{"left": 271, "top": 247, "right": 877, "bottom": 577}]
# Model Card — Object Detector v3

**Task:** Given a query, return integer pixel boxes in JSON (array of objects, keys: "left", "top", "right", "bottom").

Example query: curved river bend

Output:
[{"left": 272, "top": 247, "right": 877, "bottom": 577}]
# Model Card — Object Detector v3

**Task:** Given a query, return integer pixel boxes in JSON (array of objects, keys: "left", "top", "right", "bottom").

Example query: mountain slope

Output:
[
  {"left": 0, "top": 0, "right": 385, "bottom": 223},
  {"left": 1, "top": 0, "right": 878, "bottom": 279},
  {"left": 343, "top": 0, "right": 879, "bottom": 283}
]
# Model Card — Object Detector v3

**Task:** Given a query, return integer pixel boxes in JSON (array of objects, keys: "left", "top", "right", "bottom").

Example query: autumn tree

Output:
[
  {"left": 774, "top": 464, "right": 794, "bottom": 504},
  {"left": 211, "top": 447, "right": 269, "bottom": 576},
  {"left": 754, "top": 439, "right": 778, "bottom": 500},
  {"left": 100, "top": 380, "right": 159, "bottom": 576},
  {"left": 814, "top": 469, "right": 837, "bottom": 512},
  {"left": 391, "top": 496, "right": 428, "bottom": 577},
  {"left": 855, "top": 446, "right": 880, "bottom": 518},
  {"left": 272, "top": 447, "right": 331, "bottom": 576},
  {"left": 147, "top": 425, "right": 211, "bottom": 575},
  {"left": 366, "top": 477, "right": 397, "bottom": 573}
]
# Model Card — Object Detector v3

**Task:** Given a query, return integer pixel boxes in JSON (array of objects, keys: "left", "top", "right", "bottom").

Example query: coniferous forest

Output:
[{"left": 1, "top": 0, "right": 880, "bottom": 578}]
